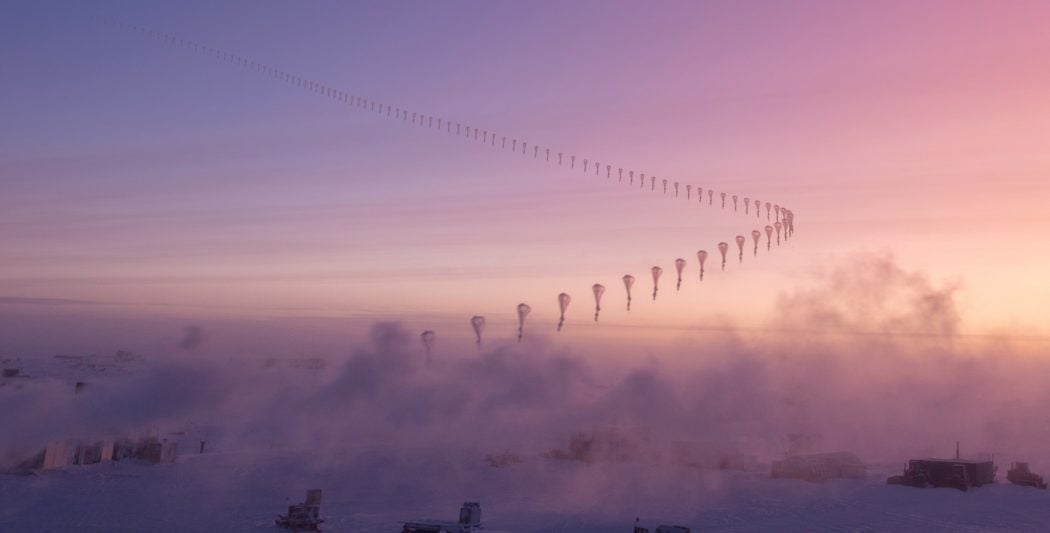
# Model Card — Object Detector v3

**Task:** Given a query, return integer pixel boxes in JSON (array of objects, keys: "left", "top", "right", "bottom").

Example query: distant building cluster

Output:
[{"left": 8, "top": 435, "right": 177, "bottom": 475}]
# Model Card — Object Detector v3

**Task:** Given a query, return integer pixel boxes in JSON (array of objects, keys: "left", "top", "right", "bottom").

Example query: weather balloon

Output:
[
  {"left": 470, "top": 316, "right": 486, "bottom": 348},
  {"left": 674, "top": 258, "right": 687, "bottom": 291},
  {"left": 697, "top": 250, "right": 709, "bottom": 281},
  {"left": 623, "top": 275, "right": 636, "bottom": 311},
  {"left": 421, "top": 330, "right": 435, "bottom": 366},
  {"left": 557, "top": 293, "right": 571, "bottom": 332},
  {"left": 651, "top": 266, "right": 663, "bottom": 301},
  {"left": 514, "top": 303, "right": 532, "bottom": 342},
  {"left": 592, "top": 283, "right": 606, "bottom": 322},
  {"left": 718, "top": 241, "right": 729, "bottom": 271}
]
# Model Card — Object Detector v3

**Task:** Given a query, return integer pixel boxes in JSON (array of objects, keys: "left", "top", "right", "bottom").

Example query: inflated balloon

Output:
[
  {"left": 674, "top": 258, "right": 687, "bottom": 291},
  {"left": 732, "top": 195, "right": 739, "bottom": 212},
  {"left": 764, "top": 225, "right": 774, "bottom": 251},
  {"left": 623, "top": 274, "right": 636, "bottom": 311},
  {"left": 618, "top": 168, "right": 624, "bottom": 182},
  {"left": 521, "top": 141, "right": 527, "bottom": 154},
  {"left": 754, "top": 199, "right": 761, "bottom": 219},
  {"left": 651, "top": 266, "right": 663, "bottom": 301},
  {"left": 470, "top": 316, "right": 486, "bottom": 348},
  {"left": 708, "top": 189, "right": 714, "bottom": 205},
  {"left": 662, "top": 179, "right": 668, "bottom": 195},
  {"left": 570, "top": 155, "right": 576, "bottom": 168},
  {"left": 557, "top": 293, "right": 571, "bottom": 332},
  {"left": 735, "top": 235, "right": 746, "bottom": 263},
  {"left": 650, "top": 175, "right": 656, "bottom": 191},
  {"left": 744, "top": 197, "right": 751, "bottom": 215},
  {"left": 697, "top": 187, "right": 704, "bottom": 205},
  {"left": 546, "top": 148, "right": 551, "bottom": 162},
  {"left": 720, "top": 192, "right": 727, "bottom": 209},
  {"left": 512, "top": 139, "right": 518, "bottom": 152},
  {"left": 629, "top": 170, "right": 635, "bottom": 185},
  {"left": 717, "top": 241, "right": 729, "bottom": 271},
  {"left": 592, "top": 283, "right": 606, "bottom": 322},
  {"left": 686, "top": 184, "right": 692, "bottom": 200},
  {"left": 775, "top": 204, "right": 781, "bottom": 222},
  {"left": 751, "top": 229, "right": 762, "bottom": 256},
  {"left": 766, "top": 202, "right": 772, "bottom": 220},
  {"left": 640, "top": 173, "right": 646, "bottom": 190},
  {"left": 697, "top": 250, "right": 709, "bottom": 281},
  {"left": 583, "top": 158, "right": 589, "bottom": 173},
  {"left": 516, "top": 303, "right": 532, "bottom": 342},
  {"left": 606, "top": 165, "right": 612, "bottom": 179},
  {"left": 595, "top": 161, "right": 600, "bottom": 176},
  {"left": 775, "top": 221, "right": 782, "bottom": 246},
  {"left": 674, "top": 181, "right": 680, "bottom": 198},
  {"left": 421, "top": 330, "right": 435, "bottom": 366}
]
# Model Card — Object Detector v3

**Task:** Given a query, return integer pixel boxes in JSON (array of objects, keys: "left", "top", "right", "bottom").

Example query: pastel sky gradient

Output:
[{"left": 2, "top": 0, "right": 1050, "bottom": 352}]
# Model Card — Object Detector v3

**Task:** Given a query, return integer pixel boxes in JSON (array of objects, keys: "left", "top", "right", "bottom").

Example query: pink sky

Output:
[{"left": 2, "top": 1, "right": 1049, "bottom": 352}]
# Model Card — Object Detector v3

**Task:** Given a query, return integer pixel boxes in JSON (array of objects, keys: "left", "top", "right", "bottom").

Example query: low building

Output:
[
  {"left": 669, "top": 441, "right": 757, "bottom": 470},
  {"left": 545, "top": 426, "right": 654, "bottom": 463},
  {"left": 635, "top": 525, "right": 690, "bottom": 533},
  {"left": 888, "top": 458, "right": 996, "bottom": 491},
  {"left": 41, "top": 438, "right": 75, "bottom": 470},
  {"left": 772, "top": 451, "right": 866, "bottom": 482},
  {"left": 137, "top": 437, "right": 178, "bottom": 464},
  {"left": 402, "top": 502, "right": 482, "bottom": 533}
]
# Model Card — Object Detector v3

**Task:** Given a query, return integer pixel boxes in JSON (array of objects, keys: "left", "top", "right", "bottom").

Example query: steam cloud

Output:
[{"left": 3, "top": 253, "right": 1048, "bottom": 521}]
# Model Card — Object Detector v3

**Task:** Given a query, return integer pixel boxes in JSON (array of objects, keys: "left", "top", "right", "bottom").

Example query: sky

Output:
[{"left": 2, "top": 0, "right": 1050, "bottom": 356}]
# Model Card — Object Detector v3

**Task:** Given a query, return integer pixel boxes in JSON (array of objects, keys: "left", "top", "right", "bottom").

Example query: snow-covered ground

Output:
[
  {"left": 7, "top": 315, "right": 1050, "bottom": 532},
  {"left": 3, "top": 450, "right": 1049, "bottom": 532}
]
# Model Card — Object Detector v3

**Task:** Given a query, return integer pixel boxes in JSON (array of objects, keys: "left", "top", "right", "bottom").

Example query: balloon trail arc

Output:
[
  {"left": 95, "top": 17, "right": 796, "bottom": 234},
  {"left": 96, "top": 17, "right": 800, "bottom": 350}
]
